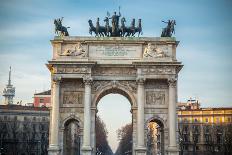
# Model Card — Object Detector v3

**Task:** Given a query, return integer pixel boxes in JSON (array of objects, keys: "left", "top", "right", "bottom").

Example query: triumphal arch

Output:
[{"left": 47, "top": 36, "right": 182, "bottom": 155}]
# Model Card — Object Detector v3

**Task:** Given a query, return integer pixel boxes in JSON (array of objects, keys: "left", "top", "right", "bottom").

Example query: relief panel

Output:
[
  {"left": 63, "top": 91, "right": 83, "bottom": 105},
  {"left": 146, "top": 91, "right": 165, "bottom": 105}
]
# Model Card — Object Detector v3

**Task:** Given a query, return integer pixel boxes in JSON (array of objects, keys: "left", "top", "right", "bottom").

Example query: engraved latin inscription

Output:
[{"left": 89, "top": 44, "right": 141, "bottom": 58}]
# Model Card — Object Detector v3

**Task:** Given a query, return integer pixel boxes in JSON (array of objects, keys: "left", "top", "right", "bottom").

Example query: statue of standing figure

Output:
[{"left": 109, "top": 11, "right": 121, "bottom": 36}]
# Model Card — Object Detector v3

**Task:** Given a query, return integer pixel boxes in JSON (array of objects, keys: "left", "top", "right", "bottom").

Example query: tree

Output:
[
  {"left": 115, "top": 123, "right": 132, "bottom": 155},
  {"left": 95, "top": 115, "right": 113, "bottom": 155}
]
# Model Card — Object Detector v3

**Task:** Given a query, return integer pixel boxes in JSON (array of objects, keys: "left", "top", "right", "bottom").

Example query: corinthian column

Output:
[
  {"left": 168, "top": 77, "right": 178, "bottom": 155},
  {"left": 48, "top": 77, "right": 61, "bottom": 155},
  {"left": 82, "top": 77, "right": 93, "bottom": 155},
  {"left": 135, "top": 77, "right": 146, "bottom": 155}
]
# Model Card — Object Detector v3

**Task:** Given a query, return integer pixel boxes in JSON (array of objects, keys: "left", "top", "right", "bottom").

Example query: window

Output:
[
  {"left": 228, "top": 117, "right": 231, "bottom": 122},
  {"left": 24, "top": 117, "right": 27, "bottom": 121},
  {"left": 184, "top": 145, "right": 188, "bottom": 151},
  {"left": 4, "top": 116, "right": 7, "bottom": 120},
  {"left": 39, "top": 98, "right": 44, "bottom": 103},
  {"left": 33, "top": 117, "right": 36, "bottom": 121},
  {"left": 14, "top": 116, "right": 17, "bottom": 121},
  {"left": 42, "top": 117, "right": 46, "bottom": 121},
  {"left": 216, "top": 117, "right": 220, "bottom": 123}
]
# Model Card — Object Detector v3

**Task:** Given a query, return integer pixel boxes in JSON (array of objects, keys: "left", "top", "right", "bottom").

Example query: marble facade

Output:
[{"left": 47, "top": 36, "right": 183, "bottom": 155}]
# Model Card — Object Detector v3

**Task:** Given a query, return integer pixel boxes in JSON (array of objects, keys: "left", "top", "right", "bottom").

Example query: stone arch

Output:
[
  {"left": 92, "top": 82, "right": 137, "bottom": 107},
  {"left": 61, "top": 114, "right": 83, "bottom": 129},
  {"left": 146, "top": 115, "right": 167, "bottom": 129}
]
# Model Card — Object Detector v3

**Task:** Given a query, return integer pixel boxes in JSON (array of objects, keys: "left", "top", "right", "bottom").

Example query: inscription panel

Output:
[{"left": 89, "top": 44, "right": 142, "bottom": 59}]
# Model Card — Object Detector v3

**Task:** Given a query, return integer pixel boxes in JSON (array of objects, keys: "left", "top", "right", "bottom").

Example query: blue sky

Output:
[{"left": 0, "top": 0, "right": 232, "bottom": 151}]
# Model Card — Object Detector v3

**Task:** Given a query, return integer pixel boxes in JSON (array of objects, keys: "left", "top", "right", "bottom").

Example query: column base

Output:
[
  {"left": 48, "top": 144, "right": 60, "bottom": 155},
  {"left": 167, "top": 145, "right": 179, "bottom": 155},
  {"left": 135, "top": 146, "right": 146, "bottom": 155},
  {"left": 82, "top": 145, "right": 92, "bottom": 155}
]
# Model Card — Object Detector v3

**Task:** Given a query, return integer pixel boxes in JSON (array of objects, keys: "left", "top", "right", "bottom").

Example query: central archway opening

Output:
[{"left": 96, "top": 91, "right": 133, "bottom": 155}]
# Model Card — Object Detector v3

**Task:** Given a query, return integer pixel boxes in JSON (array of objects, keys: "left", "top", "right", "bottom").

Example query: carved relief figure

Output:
[
  {"left": 63, "top": 91, "right": 83, "bottom": 104},
  {"left": 143, "top": 43, "right": 167, "bottom": 58},
  {"left": 60, "top": 42, "right": 86, "bottom": 57},
  {"left": 146, "top": 91, "right": 165, "bottom": 105}
]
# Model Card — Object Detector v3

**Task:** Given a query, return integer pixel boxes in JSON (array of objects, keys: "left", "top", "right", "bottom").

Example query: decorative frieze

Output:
[
  {"left": 92, "top": 67, "right": 136, "bottom": 76},
  {"left": 141, "top": 66, "right": 175, "bottom": 75},
  {"left": 146, "top": 91, "right": 165, "bottom": 105},
  {"left": 63, "top": 91, "right": 83, "bottom": 105},
  {"left": 92, "top": 80, "right": 137, "bottom": 93},
  {"left": 61, "top": 80, "right": 84, "bottom": 89},
  {"left": 60, "top": 108, "right": 84, "bottom": 113},
  {"left": 145, "top": 81, "right": 168, "bottom": 89},
  {"left": 56, "top": 67, "right": 91, "bottom": 74}
]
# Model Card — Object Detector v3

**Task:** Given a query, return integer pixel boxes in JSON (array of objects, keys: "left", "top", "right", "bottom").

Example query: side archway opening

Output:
[
  {"left": 147, "top": 118, "right": 165, "bottom": 155},
  {"left": 63, "top": 119, "right": 81, "bottom": 155}
]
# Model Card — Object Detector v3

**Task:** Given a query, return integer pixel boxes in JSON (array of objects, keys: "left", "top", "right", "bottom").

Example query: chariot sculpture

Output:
[{"left": 88, "top": 10, "right": 143, "bottom": 37}]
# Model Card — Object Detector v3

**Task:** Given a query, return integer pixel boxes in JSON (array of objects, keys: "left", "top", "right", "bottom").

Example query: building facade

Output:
[
  {"left": 0, "top": 105, "right": 50, "bottom": 155},
  {"left": 177, "top": 99, "right": 232, "bottom": 155},
  {"left": 33, "top": 90, "right": 51, "bottom": 107}
]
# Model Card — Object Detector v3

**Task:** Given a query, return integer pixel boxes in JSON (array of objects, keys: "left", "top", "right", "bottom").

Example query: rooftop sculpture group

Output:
[
  {"left": 53, "top": 12, "right": 176, "bottom": 37},
  {"left": 88, "top": 11, "right": 142, "bottom": 37}
]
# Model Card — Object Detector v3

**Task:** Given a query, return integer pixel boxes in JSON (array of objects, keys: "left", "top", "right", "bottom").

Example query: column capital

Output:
[
  {"left": 136, "top": 77, "right": 145, "bottom": 85},
  {"left": 168, "top": 77, "right": 177, "bottom": 88},
  {"left": 52, "top": 76, "right": 62, "bottom": 85},
  {"left": 83, "top": 75, "right": 93, "bottom": 85}
]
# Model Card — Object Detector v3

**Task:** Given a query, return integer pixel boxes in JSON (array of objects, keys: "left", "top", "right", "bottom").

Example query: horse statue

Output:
[
  {"left": 120, "top": 17, "right": 127, "bottom": 37},
  {"left": 161, "top": 20, "right": 176, "bottom": 37},
  {"left": 54, "top": 17, "right": 70, "bottom": 36},
  {"left": 88, "top": 19, "right": 97, "bottom": 36},
  {"left": 135, "top": 19, "right": 143, "bottom": 37},
  {"left": 95, "top": 18, "right": 106, "bottom": 37},
  {"left": 125, "top": 18, "right": 136, "bottom": 37},
  {"left": 104, "top": 17, "right": 111, "bottom": 37}
]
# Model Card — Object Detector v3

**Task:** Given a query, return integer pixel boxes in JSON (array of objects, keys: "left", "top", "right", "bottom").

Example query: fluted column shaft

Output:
[
  {"left": 82, "top": 78, "right": 92, "bottom": 154},
  {"left": 48, "top": 77, "right": 61, "bottom": 154},
  {"left": 168, "top": 78, "right": 178, "bottom": 154},
  {"left": 137, "top": 78, "right": 145, "bottom": 148}
]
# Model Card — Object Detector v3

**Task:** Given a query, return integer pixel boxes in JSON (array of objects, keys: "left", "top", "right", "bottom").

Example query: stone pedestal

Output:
[
  {"left": 135, "top": 147, "right": 147, "bottom": 155},
  {"left": 48, "top": 146, "right": 61, "bottom": 155}
]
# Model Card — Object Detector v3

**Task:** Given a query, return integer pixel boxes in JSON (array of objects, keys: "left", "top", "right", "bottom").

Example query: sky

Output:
[{"left": 0, "top": 0, "right": 232, "bottom": 152}]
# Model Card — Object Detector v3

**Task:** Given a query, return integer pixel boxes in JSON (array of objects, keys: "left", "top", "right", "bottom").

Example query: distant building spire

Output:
[
  {"left": 2, "top": 66, "right": 15, "bottom": 105},
  {"left": 8, "top": 66, "right": 12, "bottom": 85}
]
